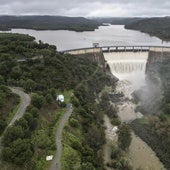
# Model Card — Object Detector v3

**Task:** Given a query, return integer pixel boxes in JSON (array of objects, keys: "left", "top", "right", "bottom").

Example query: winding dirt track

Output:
[
  {"left": 8, "top": 87, "right": 31, "bottom": 126},
  {"left": 0, "top": 87, "right": 31, "bottom": 164},
  {"left": 50, "top": 107, "right": 73, "bottom": 170}
]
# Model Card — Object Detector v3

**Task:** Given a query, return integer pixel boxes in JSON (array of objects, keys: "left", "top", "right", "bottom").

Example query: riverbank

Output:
[{"left": 0, "top": 16, "right": 101, "bottom": 32}]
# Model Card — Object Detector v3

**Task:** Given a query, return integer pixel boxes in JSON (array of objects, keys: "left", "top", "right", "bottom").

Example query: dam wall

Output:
[
  {"left": 63, "top": 47, "right": 106, "bottom": 68},
  {"left": 62, "top": 46, "right": 170, "bottom": 70}
]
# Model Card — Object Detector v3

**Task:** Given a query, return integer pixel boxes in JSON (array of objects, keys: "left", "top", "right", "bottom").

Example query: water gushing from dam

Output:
[{"left": 104, "top": 52, "right": 148, "bottom": 98}]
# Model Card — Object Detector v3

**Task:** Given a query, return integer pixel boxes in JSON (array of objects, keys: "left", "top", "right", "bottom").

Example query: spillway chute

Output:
[{"left": 103, "top": 51, "right": 149, "bottom": 98}]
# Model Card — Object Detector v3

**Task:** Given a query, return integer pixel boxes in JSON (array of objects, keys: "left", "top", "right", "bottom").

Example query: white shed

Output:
[
  {"left": 56, "top": 94, "right": 64, "bottom": 102},
  {"left": 112, "top": 126, "right": 118, "bottom": 135},
  {"left": 46, "top": 155, "right": 53, "bottom": 161}
]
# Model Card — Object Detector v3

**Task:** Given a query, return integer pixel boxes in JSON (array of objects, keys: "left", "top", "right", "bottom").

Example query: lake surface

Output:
[{"left": 4, "top": 25, "right": 170, "bottom": 51}]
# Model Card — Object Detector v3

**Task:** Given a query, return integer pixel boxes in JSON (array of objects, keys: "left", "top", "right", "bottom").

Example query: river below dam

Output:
[{"left": 104, "top": 51, "right": 165, "bottom": 170}]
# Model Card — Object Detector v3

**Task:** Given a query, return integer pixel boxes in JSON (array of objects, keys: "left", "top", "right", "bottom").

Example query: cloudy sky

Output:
[{"left": 0, "top": 0, "right": 169, "bottom": 17}]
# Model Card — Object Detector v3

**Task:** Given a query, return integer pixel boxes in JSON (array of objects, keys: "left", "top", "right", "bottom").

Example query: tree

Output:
[
  {"left": 11, "top": 65, "right": 21, "bottom": 80},
  {"left": 2, "top": 139, "right": 33, "bottom": 165},
  {"left": 0, "top": 95, "right": 5, "bottom": 108},
  {"left": 111, "top": 145, "right": 122, "bottom": 160},
  {"left": 81, "top": 162, "right": 95, "bottom": 170},
  {"left": 3, "top": 126, "right": 25, "bottom": 146},
  {"left": 45, "top": 93, "right": 53, "bottom": 103},
  {"left": 118, "top": 124, "right": 132, "bottom": 151},
  {"left": 23, "top": 79, "right": 36, "bottom": 92},
  {"left": 69, "top": 118, "right": 79, "bottom": 127},
  {"left": 0, "top": 75, "right": 4, "bottom": 84},
  {"left": 15, "top": 45, "right": 25, "bottom": 53},
  {"left": 0, "top": 119, "right": 7, "bottom": 135},
  {"left": 105, "top": 105, "right": 118, "bottom": 119},
  {"left": 85, "top": 125, "right": 105, "bottom": 150},
  {"left": 31, "top": 93, "right": 44, "bottom": 109},
  {"left": 100, "top": 92, "right": 110, "bottom": 111}
]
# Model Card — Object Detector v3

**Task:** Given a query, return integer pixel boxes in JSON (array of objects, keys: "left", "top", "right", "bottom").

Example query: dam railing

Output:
[{"left": 61, "top": 45, "right": 170, "bottom": 55}]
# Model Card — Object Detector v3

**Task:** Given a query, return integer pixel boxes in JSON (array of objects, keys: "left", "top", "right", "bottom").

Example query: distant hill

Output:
[
  {"left": 91, "top": 17, "right": 144, "bottom": 25},
  {"left": 0, "top": 15, "right": 101, "bottom": 31},
  {"left": 125, "top": 17, "right": 170, "bottom": 40}
]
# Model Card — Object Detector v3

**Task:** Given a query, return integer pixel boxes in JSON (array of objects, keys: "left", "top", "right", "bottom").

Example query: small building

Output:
[
  {"left": 46, "top": 155, "right": 53, "bottom": 161},
  {"left": 112, "top": 126, "right": 118, "bottom": 135},
  {"left": 93, "top": 43, "right": 99, "bottom": 48},
  {"left": 56, "top": 94, "right": 64, "bottom": 102}
]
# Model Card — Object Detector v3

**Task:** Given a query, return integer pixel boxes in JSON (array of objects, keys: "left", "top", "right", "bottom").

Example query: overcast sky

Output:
[{"left": 0, "top": 0, "right": 169, "bottom": 17}]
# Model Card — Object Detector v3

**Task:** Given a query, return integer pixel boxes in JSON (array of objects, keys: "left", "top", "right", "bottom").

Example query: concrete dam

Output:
[{"left": 63, "top": 46, "right": 170, "bottom": 93}]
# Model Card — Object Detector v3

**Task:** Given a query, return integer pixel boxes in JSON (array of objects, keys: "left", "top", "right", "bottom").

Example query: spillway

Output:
[{"left": 103, "top": 51, "right": 149, "bottom": 97}]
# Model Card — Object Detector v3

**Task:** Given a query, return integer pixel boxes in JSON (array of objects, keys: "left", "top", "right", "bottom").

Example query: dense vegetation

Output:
[
  {"left": 0, "top": 33, "right": 116, "bottom": 169},
  {"left": 100, "top": 92, "right": 132, "bottom": 169},
  {"left": 61, "top": 66, "right": 114, "bottom": 169},
  {"left": 130, "top": 51, "right": 170, "bottom": 169},
  {"left": 0, "top": 85, "right": 19, "bottom": 135},
  {"left": 125, "top": 17, "right": 170, "bottom": 40},
  {"left": 0, "top": 16, "right": 101, "bottom": 32},
  {"left": 61, "top": 79, "right": 134, "bottom": 170}
]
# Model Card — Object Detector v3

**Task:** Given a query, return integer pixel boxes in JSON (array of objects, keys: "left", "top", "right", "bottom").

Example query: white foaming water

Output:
[{"left": 104, "top": 51, "right": 148, "bottom": 98}]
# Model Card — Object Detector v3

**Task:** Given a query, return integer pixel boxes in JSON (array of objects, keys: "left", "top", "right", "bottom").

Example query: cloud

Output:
[{"left": 0, "top": 0, "right": 169, "bottom": 17}]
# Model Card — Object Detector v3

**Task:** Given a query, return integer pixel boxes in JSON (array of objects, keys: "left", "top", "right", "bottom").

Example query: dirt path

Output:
[
  {"left": 8, "top": 87, "right": 31, "bottom": 126},
  {"left": 0, "top": 87, "right": 31, "bottom": 164},
  {"left": 50, "top": 107, "right": 73, "bottom": 170}
]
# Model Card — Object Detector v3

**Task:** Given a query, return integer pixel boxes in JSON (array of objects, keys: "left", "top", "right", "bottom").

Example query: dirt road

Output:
[
  {"left": 0, "top": 87, "right": 30, "bottom": 164},
  {"left": 8, "top": 87, "right": 31, "bottom": 126},
  {"left": 50, "top": 107, "right": 73, "bottom": 170}
]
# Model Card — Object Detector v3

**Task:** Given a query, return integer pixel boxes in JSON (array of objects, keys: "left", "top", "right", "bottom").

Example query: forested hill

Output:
[
  {"left": 125, "top": 17, "right": 170, "bottom": 40},
  {"left": 0, "top": 33, "right": 115, "bottom": 169},
  {"left": 92, "top": 17, "right": 143, "bottom": 25},
  {"left": 0, "top": 15, "right": 101, "bottom": 31}
]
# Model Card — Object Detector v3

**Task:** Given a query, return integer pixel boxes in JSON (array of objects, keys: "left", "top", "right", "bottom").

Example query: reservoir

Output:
[{"left": 4, "top": 25, "right": 170, "bottom": 51}]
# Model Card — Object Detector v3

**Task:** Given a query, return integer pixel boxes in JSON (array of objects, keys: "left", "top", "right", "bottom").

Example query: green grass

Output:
[
  {"left": 61, "top": 117, "right": 83, "bottom": 169},
  {"left": 61, "top": 145, "right": 81, "bottom": 170}
]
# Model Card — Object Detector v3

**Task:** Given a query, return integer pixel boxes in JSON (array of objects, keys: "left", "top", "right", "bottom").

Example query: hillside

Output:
[
  {"left": 0, "top": 33, "right": 116, "bottom": 170},
  {"left": 92, "top": 17, "right": 143, "bottom": 25},
  {"left": 125, "top": 17, "right": 170, "bottom": 40},
  {"left": 0, "top": 15, "right": 101, "bottom": 31}
]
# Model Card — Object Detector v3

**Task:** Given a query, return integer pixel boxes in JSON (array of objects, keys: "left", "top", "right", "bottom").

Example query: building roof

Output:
[{"left": 57, "top": 94, "right": 64, "bottom": 102}]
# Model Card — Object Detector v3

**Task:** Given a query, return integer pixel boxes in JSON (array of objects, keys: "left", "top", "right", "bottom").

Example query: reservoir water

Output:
[{"left": 4, "top": 25, "right": 170, "bottom": 51}]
